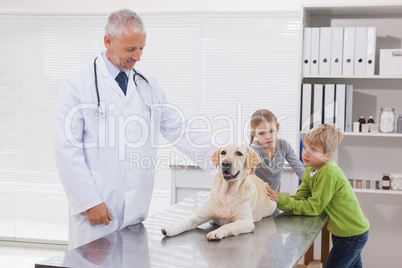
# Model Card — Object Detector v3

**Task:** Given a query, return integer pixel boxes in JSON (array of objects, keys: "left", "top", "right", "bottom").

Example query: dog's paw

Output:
[
  {"left": 161, "top": 224, "right": 184, "bottom": 237},
  {"left": 161, "top": 228, "right": 168, "bottom": 236},
  {"left": 206, "top": 230, "right": 224, "bottom": 241}
]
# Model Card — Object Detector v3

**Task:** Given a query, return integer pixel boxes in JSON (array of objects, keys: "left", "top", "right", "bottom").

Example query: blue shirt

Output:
[
  {"left": 101, "top": 52, "right": 130, "bottom": 80},
  {"left": 250, "top": 138, "right": 305, "bottom": 192}
]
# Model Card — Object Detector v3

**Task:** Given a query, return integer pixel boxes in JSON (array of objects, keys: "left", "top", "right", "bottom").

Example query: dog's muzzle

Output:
[
  {"left": 222, "top": 170, "right": 240, "bottom": 180},
  {"left": 221, "top": 159, "right": 240, "bottom": 180}
]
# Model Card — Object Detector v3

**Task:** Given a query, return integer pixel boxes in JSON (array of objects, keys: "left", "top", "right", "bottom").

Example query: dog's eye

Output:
[
  {"left": 235, "top": 151, "right": 243, "bottom": 156},
  {"left": 221, "top": 151, "right": 226, "bottom": 155}
]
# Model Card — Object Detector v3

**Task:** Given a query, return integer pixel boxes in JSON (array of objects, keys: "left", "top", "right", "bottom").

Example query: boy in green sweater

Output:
[{"left": 266, "top": 124, "right": 369, "bottom": 268}]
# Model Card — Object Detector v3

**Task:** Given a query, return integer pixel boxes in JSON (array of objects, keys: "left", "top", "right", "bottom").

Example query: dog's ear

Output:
[
  {"left": 245, "top": 147, "right": 261, "bottom": 169},
  {"left": 211, "top": 149, "right": 220, "bottom": 167}
]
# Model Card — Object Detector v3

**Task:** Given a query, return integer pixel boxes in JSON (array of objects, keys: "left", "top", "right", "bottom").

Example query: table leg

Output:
[
  {"left": 304, "top": 242, "right": 314, "bottom": 265},
  {"left": 321, "top": 222, "right": 330, "bottom": 264}
]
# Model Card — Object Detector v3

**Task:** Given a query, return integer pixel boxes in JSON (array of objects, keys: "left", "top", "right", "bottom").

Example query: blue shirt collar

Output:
[{"left": 101, "top": 52, "right": 130, "bottom": 79}]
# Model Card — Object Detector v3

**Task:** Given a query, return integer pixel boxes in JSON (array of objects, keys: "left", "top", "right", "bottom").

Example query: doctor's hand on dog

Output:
[
  {"left": 86, "top": 203, "right": 113, "bottom": 226},
  {"left": 266, "top": 185, "right": 280, "bottom": 203}
]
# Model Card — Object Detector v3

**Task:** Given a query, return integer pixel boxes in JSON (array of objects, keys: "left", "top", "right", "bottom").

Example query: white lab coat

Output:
[{"left": 55, "top": 54, "right": 217, "bottom": 249}]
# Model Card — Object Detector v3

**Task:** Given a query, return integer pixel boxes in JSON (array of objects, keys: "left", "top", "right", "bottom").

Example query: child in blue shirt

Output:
[{"left": 249, "top": 109, "right": 305, "bottom": 192}]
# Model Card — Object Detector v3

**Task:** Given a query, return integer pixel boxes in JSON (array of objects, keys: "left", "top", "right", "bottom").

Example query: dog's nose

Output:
[{"left": 221, "top": 159, "right": 231, "bottom": 167}]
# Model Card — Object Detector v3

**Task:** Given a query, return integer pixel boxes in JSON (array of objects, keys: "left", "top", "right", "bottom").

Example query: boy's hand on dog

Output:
[{"left": 265, "top": 185, "right": 280, "bottom": 203}]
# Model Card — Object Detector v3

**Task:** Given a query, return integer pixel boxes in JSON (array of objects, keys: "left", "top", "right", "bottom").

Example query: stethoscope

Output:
[{"left": 93, "top": 57, "right": 160, "bottom": 116}]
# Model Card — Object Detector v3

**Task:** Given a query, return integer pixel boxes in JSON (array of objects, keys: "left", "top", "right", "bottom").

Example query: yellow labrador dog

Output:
[{"left": 161, "top": 144, "right": 277, "bottom": 240}]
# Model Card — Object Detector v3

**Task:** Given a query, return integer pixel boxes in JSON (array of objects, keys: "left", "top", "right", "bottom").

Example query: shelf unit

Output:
[
  {"left": 300, "top": 6, "right": 402, "bottom": 267},
  {"left": 300, "top": 5, "right": 402, "bottom": 184}
]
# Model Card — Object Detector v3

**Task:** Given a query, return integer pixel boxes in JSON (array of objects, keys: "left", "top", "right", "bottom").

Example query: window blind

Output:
[
  {"left": 0, "top": 12, "right": 300, "bottom": 242},
  {"left": 0, "top": 14, "right": 107, "bottom": 242},
  {"left": 200, "top": 13, "right": 301, "bottom": 148},
  {"left": 0, "top": 15, "right": 105, "bottom": 194},
  {"left": 136, "top": 13, "right": 203, "bottom": 197}
]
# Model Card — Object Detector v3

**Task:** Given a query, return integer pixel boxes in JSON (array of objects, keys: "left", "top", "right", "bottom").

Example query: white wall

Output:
[{"left": 2, "top": 0, "right": 402, "bottom": 13}]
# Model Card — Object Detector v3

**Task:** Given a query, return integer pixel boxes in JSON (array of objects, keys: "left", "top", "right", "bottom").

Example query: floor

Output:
[{"left": 0, "top": 243, "right": 67, "bottom": 268}]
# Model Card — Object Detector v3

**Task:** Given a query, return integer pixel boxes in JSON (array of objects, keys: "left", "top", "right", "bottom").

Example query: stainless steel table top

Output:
[{"left": 35, "top": 192, "right": 328, "bottom": 268}]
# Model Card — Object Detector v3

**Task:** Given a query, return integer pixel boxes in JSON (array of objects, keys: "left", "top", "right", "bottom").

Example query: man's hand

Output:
[
  {"left": 86, "top": 203, "right": 113, "bottom": 226},
  {"left": 266, "top": 184, "right": 280, "bottom": 203}
]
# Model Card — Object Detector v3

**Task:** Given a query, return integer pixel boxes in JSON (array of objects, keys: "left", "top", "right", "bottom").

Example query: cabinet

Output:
[
  {"left": 300, "top": 5, "right": 402, "bottom": 184},
  {"left": 170, "top": 165, "right": 299, "bottom": 205},
  {"left": 300, "top": 5, "right": 402, "bottom": 268}
]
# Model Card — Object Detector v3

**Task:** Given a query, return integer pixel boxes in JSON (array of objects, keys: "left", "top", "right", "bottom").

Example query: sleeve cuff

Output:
[
  {"left": 70, "top": 199, "right": 103, "bottom": 217},
  {"left": 277, "top": 193, "right": 288, "bottom": 209}
]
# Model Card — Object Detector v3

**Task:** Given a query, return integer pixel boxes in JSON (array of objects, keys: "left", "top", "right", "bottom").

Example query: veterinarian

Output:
[
  {"left": 266, "top": 124, "right": 369, "bottom": 268},
  {"left": 249, "top": 109, "right": 305, "bottom": 192},
  {"left": 55, "top": 9, "right": 217, "bottom": 249}
]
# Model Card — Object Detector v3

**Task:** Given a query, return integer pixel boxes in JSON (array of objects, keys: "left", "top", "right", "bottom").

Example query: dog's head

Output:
[{"left": 211, "top": 144, "right": 261, "bottom": 182}]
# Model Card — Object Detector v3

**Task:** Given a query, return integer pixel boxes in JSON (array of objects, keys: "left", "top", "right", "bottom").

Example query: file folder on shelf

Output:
[
  {"left": 345, "top": 84, "right": 354, "bottom": 132},
  {"left": 342, "top": 27, "right": 356, "bottom": 76},
  {"left": 324, "top": 84, "right": 336, "bottom": 125},
  {"left": 312, "top": 84, "right": 323, "bottom": 127},
  {"left": 366, "top": 27, "right": 376, "bottom": 76},
  {"left": 335, "top": 84, "right": 346, "bottom": 132},
  {"left": 330, "top": 28, "right": 343, "bottom": 76},
  {"left": 300, "top": 84, "right": 313, "bottom": 132},
  {"left": 303, "top": 28, "right": 312, "bottom": 76},
  {"left": 310, "top": 28, "right": 320, "bottom": 76},
  {"left": 319, "top": 27, "right": 332, "bottom": 75},
  {"left": 379, "top": 49, "right": 402, "bottom": 75},
  {"left": 354, "top": 27, "right": 368, "bottom": 76}
]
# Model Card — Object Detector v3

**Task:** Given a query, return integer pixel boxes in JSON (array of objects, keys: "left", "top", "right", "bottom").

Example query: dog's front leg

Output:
[
  {"left": 206, "top": 217, "right": 254, "bottom": 241},
  {"left": 162, "top": 205, "right": 212, "bottom": 237}
]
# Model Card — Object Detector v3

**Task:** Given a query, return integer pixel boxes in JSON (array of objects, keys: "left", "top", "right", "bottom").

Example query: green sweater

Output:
[{"left": 278, "top": 160, "right": 369, "bottom": 237}]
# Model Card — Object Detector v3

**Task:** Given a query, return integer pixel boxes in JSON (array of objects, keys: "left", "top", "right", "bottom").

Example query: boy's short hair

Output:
[{"left": 304, "top": 124, "right": 344, "bottom": 153}]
